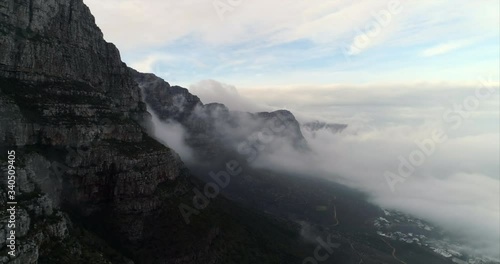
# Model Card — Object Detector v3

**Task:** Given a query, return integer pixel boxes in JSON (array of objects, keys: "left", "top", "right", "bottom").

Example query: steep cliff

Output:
[{"left": 0, "top": 0, "right": 193, "bottom": 262}]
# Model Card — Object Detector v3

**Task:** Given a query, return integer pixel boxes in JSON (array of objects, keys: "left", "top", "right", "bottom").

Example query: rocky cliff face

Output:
[
  {"left": 0, "top": 0, "right": 141, "bottom": 112},
  {"left": 0, "top": 0, "right": 191, "bottom": 263}
]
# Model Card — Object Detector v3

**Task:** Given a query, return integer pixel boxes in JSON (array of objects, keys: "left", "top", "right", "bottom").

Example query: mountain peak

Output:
[
  {"left": 303, "top": 121, "right": 348, "bottom": 134},
  {"left": 131, "top": 70, "right": 310, "bottom": 158},
  {"left": 1, "top": 0, "right": 141, "bottom": 112}
]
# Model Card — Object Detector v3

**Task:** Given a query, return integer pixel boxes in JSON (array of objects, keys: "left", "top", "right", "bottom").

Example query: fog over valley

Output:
[{"left": 148, "top": 79, "right": 500, "bottom": 258}]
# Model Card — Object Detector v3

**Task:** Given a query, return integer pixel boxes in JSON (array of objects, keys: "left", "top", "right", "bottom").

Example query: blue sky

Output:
[{"left": 84, "top": 0, "right": 499, "bottom": 88}]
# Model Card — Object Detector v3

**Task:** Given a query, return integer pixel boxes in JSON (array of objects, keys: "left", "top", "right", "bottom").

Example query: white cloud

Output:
[
  {"left": 239, "top": 81, "right": 500, "bottom": 123},
  {"left": 83, "top": 0, "right": 498, "bottom": 52},
  {"left": 253, "top": 112, "right": 500, "bottom": 259},
  {"left": 188, "top": 79, "right": 268, "bottom": 112},
  {"left": 148, "top": 107, "right": 195, "bottom": 162},
  {"left": 421, "top": 40, "right": 474, "bottom": 57},
  {"left": 82, "top": 0, "right": 499, "bottom": 86}
]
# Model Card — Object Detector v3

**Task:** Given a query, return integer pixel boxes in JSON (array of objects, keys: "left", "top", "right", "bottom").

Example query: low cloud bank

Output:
[
  {"left": 149, "top": 79, "right": 500, "bottom": 259},
  {"left": 246, "top": 81, "right": 500, "bottom": 259},
  {"left": 254, "top": 124, "right": 499, "bottom": 259}
]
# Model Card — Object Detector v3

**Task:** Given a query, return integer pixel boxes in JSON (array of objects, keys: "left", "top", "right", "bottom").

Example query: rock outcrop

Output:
[
  {"left": 131, "top": 69, "right": 309, "bottom": 162},
  {"left": 0, "top": 0, "right": 141, "bottom": 112}
]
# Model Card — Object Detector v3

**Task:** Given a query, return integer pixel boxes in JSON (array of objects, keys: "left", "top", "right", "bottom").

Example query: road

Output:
[
  {"left": 380, "top": 237, "right": 407, "bottom": 264},
  {"left": 348, "top": 239, "right": 364, "bottom": 264}
]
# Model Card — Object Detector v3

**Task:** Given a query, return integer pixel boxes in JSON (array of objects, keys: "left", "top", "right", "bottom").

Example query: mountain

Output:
[
  {"left": 131, "top": 69, "right": 309, "bottom": 161},
  {"left": 0, "top": 1, "right": 314, "bottom": 263},
  {"left": 302, "top": 121, "right": 348, "bottom": 134}
]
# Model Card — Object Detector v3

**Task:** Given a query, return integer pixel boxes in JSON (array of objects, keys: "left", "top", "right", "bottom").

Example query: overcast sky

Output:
[{"left": 84, "top": 0, "right": 499, "bottom": 88}]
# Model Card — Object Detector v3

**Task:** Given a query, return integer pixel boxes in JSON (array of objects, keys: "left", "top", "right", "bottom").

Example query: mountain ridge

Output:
[{"left": 130, "top": 68, "right": 310, "bottom": 162}]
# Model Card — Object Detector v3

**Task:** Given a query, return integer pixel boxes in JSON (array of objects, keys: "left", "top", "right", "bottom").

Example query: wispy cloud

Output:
[
  {"left": 420, "top": 39, "right": 474, "bottom": 57},
  {"left": 131, "top": 54, "right": 175, "bottom": 73},
  {"left": 84, "top": 0, "right": 499, "bottom": 85}
]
